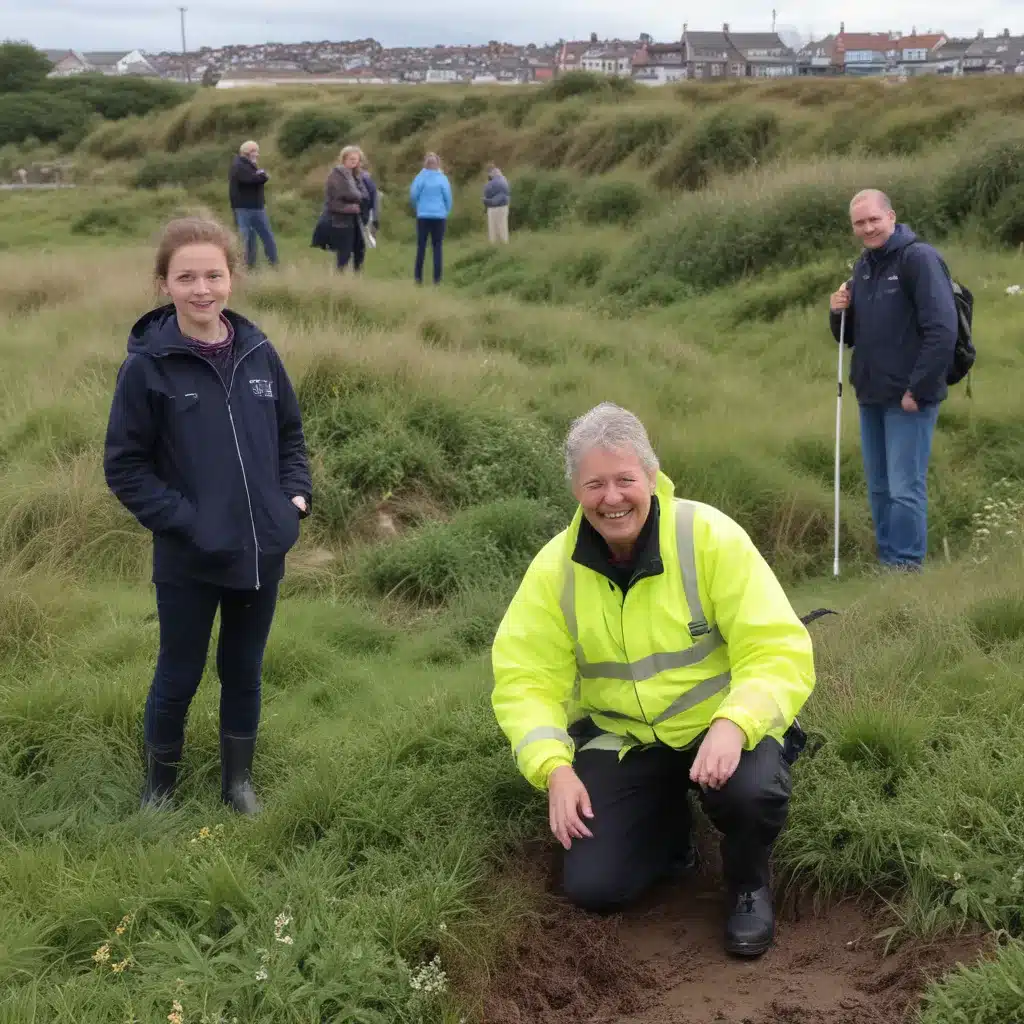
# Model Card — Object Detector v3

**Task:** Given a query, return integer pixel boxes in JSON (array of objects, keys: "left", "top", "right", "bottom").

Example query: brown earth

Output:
[{"left": 476, "top": 842, "right": 992, "bottom": 1024}]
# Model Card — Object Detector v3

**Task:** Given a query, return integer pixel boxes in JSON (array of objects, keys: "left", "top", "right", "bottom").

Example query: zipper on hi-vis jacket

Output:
[{"left": 195, "top": 339, "right": 267, "bottom": 591}]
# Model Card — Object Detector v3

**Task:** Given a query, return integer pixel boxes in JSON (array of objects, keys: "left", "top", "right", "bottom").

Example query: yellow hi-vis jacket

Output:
[{"left": 491, "top": 472, "right": 816, "bottom": 791}]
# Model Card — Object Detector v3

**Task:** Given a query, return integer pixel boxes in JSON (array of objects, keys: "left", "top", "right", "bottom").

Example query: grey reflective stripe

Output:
[
  {"left": 514, "top": 725, "right": 572, "bottom": 757},
  {"left": 559, "top": 564, "right": 583, "bottom": 705},
  {"left": 674, "top": 500, "right": 709, "bottom": 638},
  {"left": 651, "top": 671, "right": 731, "bottom": 725},
  {"left": 577, "top": 627, "right": 723, "bottom": 681},
  {"left": 579, "top": 731, "right": 624, "bottom": 753}
]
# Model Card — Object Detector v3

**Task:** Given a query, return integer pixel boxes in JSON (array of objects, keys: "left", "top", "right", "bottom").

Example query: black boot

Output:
[
  {"left": 140, "top": 739, "right": 183, "bottom": 810},
  {"left": 724, "top": 886, "right": 775, "bottom": 956},
  {"left": 220, "top": 732, "right": 261, "bottom": 815}
]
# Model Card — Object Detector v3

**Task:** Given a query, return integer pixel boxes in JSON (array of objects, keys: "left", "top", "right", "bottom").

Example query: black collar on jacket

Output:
[{"left": 571, "top": 495, "right": 664, "bottom": 595}]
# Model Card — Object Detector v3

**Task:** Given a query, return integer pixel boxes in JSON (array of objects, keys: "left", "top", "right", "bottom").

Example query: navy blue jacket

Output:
[
  {"left": 229, "top": 155, "right": 268, "bottom": 210},
  {"left": 104, "top": 305, "right": 312, "bottom": 590},
  {"left": 829, "top": 224, "right": 958, "bottom": 406}
]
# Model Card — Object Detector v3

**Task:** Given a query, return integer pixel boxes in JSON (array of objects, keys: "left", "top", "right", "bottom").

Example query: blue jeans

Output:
[
  {"left": 415, "top": 217, "right": 446, "bottom": 284},
  {"left": 233, "top": 208, "right": 278, "bottom": 268},
  {"left": 858, "top": 402, "right": 940, "bottom": 567},
  {"left": 143, "top": 580, "right": 280, "bottom": 750}
]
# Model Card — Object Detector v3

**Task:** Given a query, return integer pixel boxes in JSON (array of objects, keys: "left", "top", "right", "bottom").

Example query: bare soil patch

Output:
[{"left": 478, "top": 842, "right": 991, "bottom": 1024}]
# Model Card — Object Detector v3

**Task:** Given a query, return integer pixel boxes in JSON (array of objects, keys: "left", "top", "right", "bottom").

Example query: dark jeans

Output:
[
  {"left": 233, "top": 208, "right": 278, "bottom": 268},
  {"left": 562, "top": 734, "right": 792, "bottom": 913},
  {"left": 334, "top": 214, "right": 365, "bottom": 272},
  {"left": 143, "top": 580, "right": 280, "bottom": 751},
  {"left": 415, "top": 217, "right": 446, "bottom": 284},
  {"left": 859, "top": 401, "right": 940, "bottom": 566}
]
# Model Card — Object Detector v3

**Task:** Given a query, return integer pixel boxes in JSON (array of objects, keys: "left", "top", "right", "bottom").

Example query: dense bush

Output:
[
  {"left": 133, "top": 145, "right": 231, "bottom": 189},
  {"left": 45, "top": 75, "right": 189, "bottom": 121},
  {"left": 164, "top": 98, "right": 276, "bottom": 151},
  {"left": 576, "top": 179, "right": 653, "bottom": 226},
  {"left": 277, "top": 108, "right": 355, "bottom": 159},
  {"left": 356, "top": 498, "right": 566, "bottom": 603},
  {"left": 509, "top": 170, "right": 577, "bottom": 230},
  {"left": 654, "top": 106, "right": 780, "bottom": 190},
  {"left": 936, "top": 134, "right": 1024, "bottom": 228},
  {"left": 565, "top": 112, "right": 681, "bottom": 173},
  {"left": 380, "top": 98, "right": 449, "bottom": 143},
  {"left": 617, "top": 180, "right": 852, "bottom": 295},
  {"left": 83, "top": 116, "right": 150, "bottom": 160},
  {"left": 0, "top": 92, "right": 91, "bottom": 146},
  {"left": 543, "top": 70, "right": 637, "bottom": 103}
]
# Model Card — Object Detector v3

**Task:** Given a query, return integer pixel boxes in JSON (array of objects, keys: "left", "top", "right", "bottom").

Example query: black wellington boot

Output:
[
  {"left": 220, "top": 732, "right": 261, "bottom": 815},
  {"left": 140, "top": 739, "right": 183, "bottom": 810},
  {"left": 724, "top": 886, "right": 775, "bottom": 957}
]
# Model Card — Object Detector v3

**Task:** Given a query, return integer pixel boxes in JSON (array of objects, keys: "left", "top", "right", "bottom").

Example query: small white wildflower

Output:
[{"left": 255, "top": 966, "right": 269, "bottom": 982}]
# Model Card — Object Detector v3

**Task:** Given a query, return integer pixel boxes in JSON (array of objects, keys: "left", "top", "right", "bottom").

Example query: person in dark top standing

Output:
[
  {"left": 229, "top": 140, "right": 278, "bottom": 270},
  {"left": 829, "top": 189, "right": 957, "bottom": 571},
  {"left": 104, "top": 215, "right": 311, "bottom": 815}
]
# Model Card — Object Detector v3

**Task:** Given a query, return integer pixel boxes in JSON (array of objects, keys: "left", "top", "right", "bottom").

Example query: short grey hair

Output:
[
  {"left": 239, "top": 140, "right": 259, "bottom": 156},
  {"left": 564, "top": 402, "right": 659, "bottom": 481},
  {"left": 850, "top": 188, "right": 892, "bottom": 212}
]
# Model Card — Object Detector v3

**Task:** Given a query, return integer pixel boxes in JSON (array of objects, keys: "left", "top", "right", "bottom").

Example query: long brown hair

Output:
[{"left": 155, "top": 216, "right": 238, "bottom": 281}]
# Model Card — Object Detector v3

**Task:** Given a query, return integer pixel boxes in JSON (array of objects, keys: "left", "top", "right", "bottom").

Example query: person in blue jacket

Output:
[
  {"left": 104, "top": 215, "right": 312, "bottom": 815},
  {"left": 409, "top": 152, "right": 452, "bottom": 285},
  {"left": 829, "top": 189, "right": 957, "bottom": 571}
]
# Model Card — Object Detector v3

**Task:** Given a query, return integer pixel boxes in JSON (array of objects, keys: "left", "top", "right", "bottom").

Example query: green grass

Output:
[{"left": 3, "top": 74, "right": 1024, "bottom": 1021}]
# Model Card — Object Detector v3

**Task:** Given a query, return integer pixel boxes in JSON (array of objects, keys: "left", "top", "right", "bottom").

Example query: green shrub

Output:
[
  {"left": 616, "top": 180, "right": 852, "bottom": 296},
  {"left": 510, "top": 170, "right": 577, "bottom": 230},
  {"left": 653, "top": 106, "right": 780, "bottom": 190},
  {"left": 133, "top": 145, "right": 230, "bottom": 189},
  {"left": 44, "top": 75, "right": 189, "bottom": 121},
  {"left": 576, "top": 179, "right": 653, "bottom": 226},
  {"left": 164, "top": 99, "right": 276, "bottom": 152},
  {"left": 455, "top": 94, "right": 489, "bottom": 119},
  {"left": 0, "top": 92, "right": 91, "bottom": 146},
  {"left": 277, "top": 108, "right": 355, "bottom": 159},
  {"left": 380, "top": 99, "right": 448, "bottom": 144},
  {"left": 986, "top": 182, "right": 1024, "bottom": 245},
  {"left": 542, "top": 71, "right": 636, "bottom": 104},
  {"left": 82, "top": 117, "right": 150, "bottom": 160},
  {"left": 565, "top": 112, "right": 681, "bottom": 173},
  {"left": 357, "top": 498, "right": 565, "bottom": 603},
  {"left": 937, "top": 134, "right": 1024, "bottom": 226}
]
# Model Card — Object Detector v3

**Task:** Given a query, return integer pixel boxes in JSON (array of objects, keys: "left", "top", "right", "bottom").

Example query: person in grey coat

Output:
[{"left": 483, "top": 164, "right": 510, "bottom": 244}]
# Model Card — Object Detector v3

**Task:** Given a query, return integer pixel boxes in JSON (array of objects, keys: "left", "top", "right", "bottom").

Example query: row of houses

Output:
[
  {"left": 565, "top": 26, "right": 1024, "bottom": 82},
  {"left": 37, "top": 26, "right": 1024, "bottom": 88}
]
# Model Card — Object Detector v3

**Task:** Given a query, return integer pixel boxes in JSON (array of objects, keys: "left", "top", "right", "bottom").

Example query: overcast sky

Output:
[{"left": 7, "top": 0, "right": 1020, "bottom": 54}]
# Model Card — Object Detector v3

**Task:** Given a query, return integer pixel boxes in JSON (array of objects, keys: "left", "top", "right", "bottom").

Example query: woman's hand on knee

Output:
[
  {"left": 548, "top": 765, "right": 593, "bottom": 850},
  {"left": 691, "top": 719, "right": 746, "bottom": 791}
]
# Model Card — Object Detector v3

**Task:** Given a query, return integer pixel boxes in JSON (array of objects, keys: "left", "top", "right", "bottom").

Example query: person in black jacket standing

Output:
[
  {"left": 829, "top": 189, "right": 957, "bottom": 571},
  {"left": 229, "top": 140, "right": 278, "bottom": 270},
  {"left": 104, "top": 215, "right": 312, "bottom": 814}
]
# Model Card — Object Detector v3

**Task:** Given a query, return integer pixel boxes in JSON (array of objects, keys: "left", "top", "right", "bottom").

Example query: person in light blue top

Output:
[{"left": 409, "top": 152, "right": 452, "bottom": 285}]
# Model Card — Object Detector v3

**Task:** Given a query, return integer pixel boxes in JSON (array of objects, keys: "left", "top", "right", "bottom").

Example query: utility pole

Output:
[
  {"left": 179, "top": 6, "right": 191, "bottom": 83},
  {"left": 772, "top": 8, "right": 777, "bottom": 32}
]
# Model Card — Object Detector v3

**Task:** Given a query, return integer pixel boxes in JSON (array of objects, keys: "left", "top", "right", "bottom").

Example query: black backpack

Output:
[{"left": 899, "top": 242, "right": 976, "bottom": 396}]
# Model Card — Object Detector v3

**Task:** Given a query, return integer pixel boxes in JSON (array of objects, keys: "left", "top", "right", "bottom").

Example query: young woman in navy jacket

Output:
[{"left": 104, "top": 215, "right": 312, "bottom": 814}]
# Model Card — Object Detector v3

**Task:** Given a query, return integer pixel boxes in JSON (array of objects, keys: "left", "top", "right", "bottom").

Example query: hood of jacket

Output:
[
  {"left": 126, "top": 304, "right": 266, "bottom": 359},
  {"left": 862, "top": 222, "right": 917, "bottom": 265}
]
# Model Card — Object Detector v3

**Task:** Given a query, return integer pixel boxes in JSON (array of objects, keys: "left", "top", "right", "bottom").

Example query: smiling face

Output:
[
  {"left": 159, "top": 242, "right": 232, "bottom": 340},
  {"left": 572, "top": 445, "right": 656, "bottom": 558},
  {"left": 850, "top": 194, "right": 896, "bottom": 250}
]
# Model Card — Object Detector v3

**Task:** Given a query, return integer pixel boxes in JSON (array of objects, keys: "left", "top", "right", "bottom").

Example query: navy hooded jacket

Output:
[
  {"left": 829, "top": 224, "right": 958, "bottom": 406},
  {"left": 104, "top": 305, "right": 312, "bottom": 591}
]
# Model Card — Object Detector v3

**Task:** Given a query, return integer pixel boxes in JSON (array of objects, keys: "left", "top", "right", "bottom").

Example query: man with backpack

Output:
[{"left": 828, "top": 189, "right": 960, "bottom": 572}]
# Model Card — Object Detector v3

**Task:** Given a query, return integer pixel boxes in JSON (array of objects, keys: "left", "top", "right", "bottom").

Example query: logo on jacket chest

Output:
[{"left": 249, "top": 378, "right": 274, "bottom": 399}]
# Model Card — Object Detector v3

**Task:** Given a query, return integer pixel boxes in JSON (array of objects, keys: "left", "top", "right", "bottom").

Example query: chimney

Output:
[
  {"left": 839, "top": 21, "right": 845, "bottom": 34},
  {"left": 977, "top": 28, "right": 984, "bottom": 38},
  {"left": 1003, "top": 28, "right": 1011, "bottom": 38},
  {"left": 723, "top": 22, "right": 730, "bottom": 32}
]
